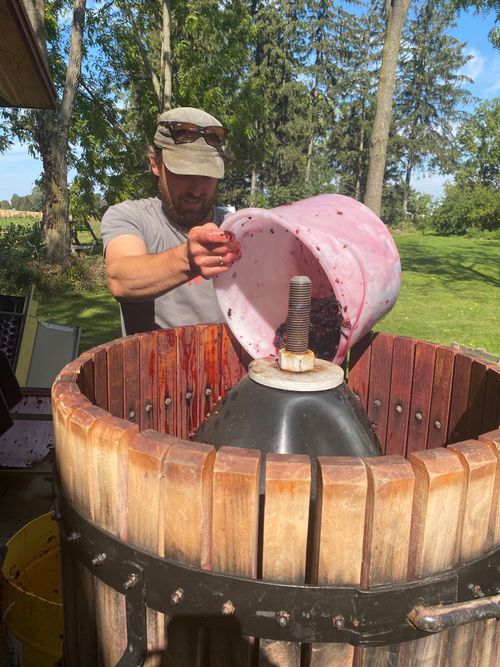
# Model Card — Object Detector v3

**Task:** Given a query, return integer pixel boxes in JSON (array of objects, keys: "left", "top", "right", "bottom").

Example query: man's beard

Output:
[{"left": 158, "top": 179, "right": 214, "bottom": 230}]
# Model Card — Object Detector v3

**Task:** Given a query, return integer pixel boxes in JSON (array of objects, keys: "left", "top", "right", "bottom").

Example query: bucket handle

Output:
[{"left": 408, "top": 593, "right": 500, "bottom": 633}]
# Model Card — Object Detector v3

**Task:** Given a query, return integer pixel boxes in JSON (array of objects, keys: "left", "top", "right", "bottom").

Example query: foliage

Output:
[
  {"left": 0, "top": 200, "right": 11, "bottom": 209},
  {"left": 394, "top": 1, "right": 472, "bottom": 200},
  {"left": 454, "top": 98, "right": 500, "bottom": 189},
  {"left": 432, "top": 182, "right": 500, "bottom": 234},
  {"left": 10, "top": 186, "right": 44, "bottom": 211},
  {"left": 0, "top": 219, "right": 106, "bottom": 294}
]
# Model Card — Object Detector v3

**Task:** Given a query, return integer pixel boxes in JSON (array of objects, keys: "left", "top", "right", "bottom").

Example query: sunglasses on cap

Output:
[{"left": 158, "top": 121, "right": 229, "bottom": 148}]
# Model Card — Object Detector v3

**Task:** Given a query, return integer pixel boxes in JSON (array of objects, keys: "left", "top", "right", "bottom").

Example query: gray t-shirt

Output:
[{"left": 101, "top": 197, "right": 226, "bottom": 335}]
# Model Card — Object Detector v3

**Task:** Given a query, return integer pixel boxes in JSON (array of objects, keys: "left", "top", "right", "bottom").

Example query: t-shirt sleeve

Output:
[{"left": 100, "top": 201, "right": 146, "bottom": 253}]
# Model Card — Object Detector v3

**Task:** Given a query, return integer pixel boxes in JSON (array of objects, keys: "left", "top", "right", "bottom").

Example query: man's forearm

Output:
[{"left": 106, "top": 244, "right": 196, "bottom": 299}]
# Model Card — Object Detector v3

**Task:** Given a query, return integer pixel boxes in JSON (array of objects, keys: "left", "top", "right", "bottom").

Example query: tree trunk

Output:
[
  {"left": 364, "top": 0, "right": 411, "bottom": 216},
  {"left": 38, "top": 0, "right": 86, "bottom": 263},
  {"left": 161, "top": 0, "right": 172, "bottom": 111}
]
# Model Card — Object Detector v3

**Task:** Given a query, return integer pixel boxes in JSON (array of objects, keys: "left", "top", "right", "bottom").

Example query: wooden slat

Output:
[
  {"left": 385, "top": 337, "right": 416, "bottom": 456},
  {"left": 447, "top": 353, "right": 473, "bottom": 444},
  {"left": 65, "top": 403, "right": 112, "bottom": 667},
  {"left": 93, "top": 344, "right": 109, "bottom": 411},
  {"left": 157, "top": 329, "right": 179, "bottom": 436},
  {"left": 122, "top": 336, "right": 140, "bottom": 427},
  {"left": 427, "top": 346, "right": 456, "bottom": 449},
  {"left": 51, "top": 379, "right": 91, "bottom": 500},
  {"left": 478, "top": 429, "right": 500, "bottom": 546},
  {"left": 51, "top": 381, "right": 94, "bottom": 667},
  {"left": 78, "top": 357, "right": 95, "bottom": 403},
  {"left": 404, "top": 447, "right": 466, "bottom": 664},
  {"left": 91, "top": 416, "right": 138, "bottom": 667},
  {"left": 310, "top": 457, "right": 367, "bottom": 667},
  {"left": 128, "top": 430, "right": 171, "bottom": 666},
  {"left": 67, "top": 404, "right": 109, "bottom": 520},
  {"left": 346, "top": 332, "right": 373, "bottom": 411},
  {"left": 211, "top": 446, "right": 261, "bottom": 667},
  {"left": 445, "top": 439, "right": 498, "bottom": 666},
  {"left": 177, "top": 326, "right": 199, "bottom": 439},
  {"left": 220, "top": 324, "right": 245, "bottom": 396},
  {"left": 197, "top": 323, "right": 221, "bottom": 422},
  {"left": 259, "top": 454, "right": 311, "bottom": 667},
  {"left": 107, "top": 339, "right": 124, "bottom": 419},
  {"left": 162, "top": 437, "right": 216, "bottom": 666},
  {"left": 406, "top": 342, "right": 437, "bottom": 456},
  {"left": 481, "top": 367, "right": 500, "bottom": 434},
  {"left": 465, "top": 359, "right": 488, "bottom": 439},
  {"left": 356, "top": 455, "right": 415, "bottom": 666},
  {"left": 139, "top": 331, "right": 158, "bottom": 431},
  {"left": 366, "top": 333, "right": 395, "bottom": 451}
]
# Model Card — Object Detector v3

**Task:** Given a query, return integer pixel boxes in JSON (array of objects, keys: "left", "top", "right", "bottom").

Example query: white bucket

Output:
[{"left": 215, "top": 194, "right": 401, "bottom": 364}]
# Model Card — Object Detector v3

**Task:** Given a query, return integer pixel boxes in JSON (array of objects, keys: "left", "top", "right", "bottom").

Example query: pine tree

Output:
[{"left": 395, "top": 0, "right": 472, "bottom": 215}]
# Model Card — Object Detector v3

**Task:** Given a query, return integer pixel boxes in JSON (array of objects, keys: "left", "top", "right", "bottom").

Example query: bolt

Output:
[
  {"left": 395, "top": 404, "right": 403, "bottom": 414},
  {"left": 145, "top": 403, "right": 153, "bottom": 413},
  {"left": 164, "top": 397, "right": 172, "bottom": 407},
  {"left": 468, "top": 583, "right": 485, "bottom": 598},
  {"left": 67, "top": 532, "right": 81, "bottom": 543},
  {"left": 415, "top": 411, "right": 423, "bottom": 422},
  {"left": 285, "top": 276, "right": 312, "bottom": 354},
  {"left": 128, "top": 409, "right": 136, "bottom": 419},
  {"left": 123, "top": 573, "right": 138, "bottom": 590},
  {"left": 170, "top": 589, "right": 184, "bottom": 605},
  {"left": 434, "top": 420, "right": 441, "bottom": 430},
  {"left": 91, "top": 553, "right": 106, "bottom": 567},
  {"left": 222, "top": 600, "right": 236, "bottom": 615},
  {"left": 186, "top": 391, "right": 193, "bottom": 401},
  {"left": 374, "top": 399, "right": 382, "bottom": 408},
  {"left": 205, "top": 387, "right": 212, "bottom": 397},
  {"left": 333, "top": 615, "right": 345, "bottom": 630},
  {"left": 275, "top": 611, "right": 290, "bottom": 628}
]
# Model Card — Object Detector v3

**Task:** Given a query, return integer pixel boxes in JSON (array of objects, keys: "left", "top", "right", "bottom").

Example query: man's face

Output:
[{"left": 151, "top": 158, "right": 219, "bottom": 229}]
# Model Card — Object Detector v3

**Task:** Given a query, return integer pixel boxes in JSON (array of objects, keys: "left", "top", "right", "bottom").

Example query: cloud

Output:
[{"left": 462, "top": 48, "right": 484, "bottom": 81}]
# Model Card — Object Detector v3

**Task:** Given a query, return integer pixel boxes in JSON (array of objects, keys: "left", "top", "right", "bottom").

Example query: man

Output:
[{"left": 101, "top": 106, "right": 241, "bottom": 336}]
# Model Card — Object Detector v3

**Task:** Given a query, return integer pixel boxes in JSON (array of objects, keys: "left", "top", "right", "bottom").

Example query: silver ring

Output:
[{"left": 219, "top": 256, "right": 224, "bottom": 267}]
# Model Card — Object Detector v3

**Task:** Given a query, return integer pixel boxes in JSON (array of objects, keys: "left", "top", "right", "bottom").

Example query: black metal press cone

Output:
[{"left": 194, "top": 371, "right": 381, "bottom": 460}]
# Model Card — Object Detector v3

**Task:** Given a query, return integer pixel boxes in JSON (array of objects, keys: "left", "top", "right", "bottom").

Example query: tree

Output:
[
  {"left": 4, "top": 0, "right": 87, "bottom": 262},
  {"left": 395, "top": 0, "right": 472, "bottom": 214},
  {"left": 454, "top": 98, "right": 500, "bottom": 189},
  {"left": 364, "top": 0, "right": 411, "bottom": 216}
]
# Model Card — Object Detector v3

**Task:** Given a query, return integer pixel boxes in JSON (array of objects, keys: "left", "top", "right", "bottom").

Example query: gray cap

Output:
[{"left": 154, "top": 107, "right": 225, "bottom": 179}]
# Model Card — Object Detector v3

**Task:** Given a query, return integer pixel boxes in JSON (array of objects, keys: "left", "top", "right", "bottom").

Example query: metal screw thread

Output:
[{"left": 286, "top": 276, "right": 312, "bottom": 354}]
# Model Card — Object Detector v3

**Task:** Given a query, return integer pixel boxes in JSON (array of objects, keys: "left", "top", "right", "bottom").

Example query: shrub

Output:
[
  {"left": 0, "top": 221, "right": 106, "bottom": 294},
  {"left": 432, "top": 184, "right": 500, "bottom": 236}
]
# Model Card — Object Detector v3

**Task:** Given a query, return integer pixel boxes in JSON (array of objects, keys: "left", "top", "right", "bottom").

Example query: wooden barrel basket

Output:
[{"left": 52, "top": 326, "right": 500, "bottom": 667}]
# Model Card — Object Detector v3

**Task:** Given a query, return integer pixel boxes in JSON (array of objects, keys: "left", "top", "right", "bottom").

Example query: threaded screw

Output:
[{"left": 285, "top": 276, "right": 312, "bottom": 354}]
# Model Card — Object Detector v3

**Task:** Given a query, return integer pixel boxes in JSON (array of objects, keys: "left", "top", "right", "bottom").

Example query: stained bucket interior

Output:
[{"left": 215, "top": 210, "right": 343, "bottom": 361}]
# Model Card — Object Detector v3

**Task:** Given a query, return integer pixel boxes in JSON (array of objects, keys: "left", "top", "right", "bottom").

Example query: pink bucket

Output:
[{"left": 215, "top": 194, "right": 401, "bottom": 364}]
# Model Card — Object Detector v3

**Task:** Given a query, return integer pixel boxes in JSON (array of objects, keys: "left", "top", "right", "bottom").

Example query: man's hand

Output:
[{"left": 187, "top": 222, "right": 242, "bottom": 278}]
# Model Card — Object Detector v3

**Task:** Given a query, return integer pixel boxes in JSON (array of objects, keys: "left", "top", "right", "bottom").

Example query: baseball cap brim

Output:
[{"left": 162, "top": 142, "right": 225, "bottom": 179}]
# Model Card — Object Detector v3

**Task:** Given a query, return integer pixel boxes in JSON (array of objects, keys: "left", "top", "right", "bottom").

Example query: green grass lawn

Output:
[
  {"left": 31, "top": 231, "right": 500, "bottom": 356},
  {"left": 374, "top": 233, "right": 500, "bottom": 355}
]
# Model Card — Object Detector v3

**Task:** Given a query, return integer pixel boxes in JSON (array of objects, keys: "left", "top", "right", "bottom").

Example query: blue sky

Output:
[{"left": 0, "top": 7, "right": 498, "bottom": 204}]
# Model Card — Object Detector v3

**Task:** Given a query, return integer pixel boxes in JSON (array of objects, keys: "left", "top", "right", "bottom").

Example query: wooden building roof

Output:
[{"left": 0, "top": 0, "right": 56, "bottom": 109}]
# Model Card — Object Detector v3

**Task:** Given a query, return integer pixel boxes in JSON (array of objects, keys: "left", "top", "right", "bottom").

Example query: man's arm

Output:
[{"left": 105, "top": 222, "right": 241, "bottom": 300}]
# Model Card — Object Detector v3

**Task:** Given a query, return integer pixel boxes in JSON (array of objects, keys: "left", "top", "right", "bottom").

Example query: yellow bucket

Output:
[{"left": 1, "top": 512, "right": 63, "bottom": 666}]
